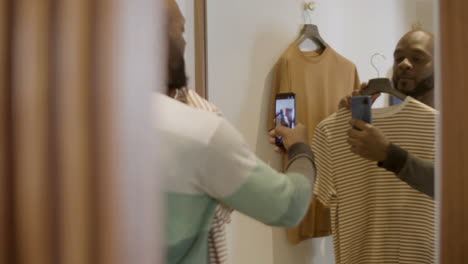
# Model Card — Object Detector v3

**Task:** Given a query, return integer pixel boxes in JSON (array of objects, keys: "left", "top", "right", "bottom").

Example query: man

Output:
[
  {"left": 160, "top": 1, "right": 316, "bottom": 263},
  {"left": 343, "top": 30, "right": 435, "bottom": 198},
  {"left": 165, "top": 2, "right": 228, "bottom": 262}
]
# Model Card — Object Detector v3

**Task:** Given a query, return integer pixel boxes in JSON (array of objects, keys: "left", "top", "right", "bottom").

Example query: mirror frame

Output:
[
  {"left": 196, "top": 0, "right": 468, "bottom": 260},
  {"left": 194, "top": 0, "right": 207, "bottom": 99}
]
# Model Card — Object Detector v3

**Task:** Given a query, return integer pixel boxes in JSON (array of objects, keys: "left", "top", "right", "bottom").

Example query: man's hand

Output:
[
  {"left": 338, "top": 82, "right": 380, "bottom": 110},
  {"left": 269, "top": 124, "right": 308, "bottom": 154},
  {"left": 347, "top": 119, "right": 390, "bottom": 162}
]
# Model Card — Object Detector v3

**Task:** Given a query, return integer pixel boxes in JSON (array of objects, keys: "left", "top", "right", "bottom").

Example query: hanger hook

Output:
[
  {"left": 412, "top": 20, "right": 423, "bottom": 30},
  {"left": 304, "top": 1, "right": 316, "bottom": 11},
  {"left": 371, "top": 53, "right": 386, "bottom": 78},
  {"left": 303, "top": 1, "right": 316, "bottom": 24}
]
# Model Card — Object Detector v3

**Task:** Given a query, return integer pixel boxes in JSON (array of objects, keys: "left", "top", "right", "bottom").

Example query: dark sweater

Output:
[{"left": 378, "top": 143, "right": 434, "bottom": 198}]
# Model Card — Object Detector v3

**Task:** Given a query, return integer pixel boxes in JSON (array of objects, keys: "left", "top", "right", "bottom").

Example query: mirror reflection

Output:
[{"left": 166, "top": 0, "right": 437, "bottom": 263}]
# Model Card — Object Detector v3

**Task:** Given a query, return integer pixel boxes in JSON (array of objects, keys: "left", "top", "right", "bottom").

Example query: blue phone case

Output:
[{"left": 351, "top": 96, "right": 372, "bottom": 126}]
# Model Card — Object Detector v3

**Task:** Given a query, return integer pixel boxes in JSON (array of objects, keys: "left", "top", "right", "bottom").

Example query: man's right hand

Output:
[
  {"left": 338, "top": 82, "right": 380, "bottom": 110},
  {"left": 269, "top": 123, "right": 308, "bottom": 154}
]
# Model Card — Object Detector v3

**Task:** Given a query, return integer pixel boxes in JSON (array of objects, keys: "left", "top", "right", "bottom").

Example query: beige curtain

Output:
[{"left": 0, "top": 0, "right": 162, "bottom": 263}]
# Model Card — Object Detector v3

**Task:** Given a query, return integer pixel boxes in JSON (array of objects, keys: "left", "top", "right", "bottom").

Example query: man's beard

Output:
[
  {"left": 167, "top": 43, "right": 188, "bottom": 90},
  {"left": 393, "top": 75, "right": 434, "bottom": 98}
]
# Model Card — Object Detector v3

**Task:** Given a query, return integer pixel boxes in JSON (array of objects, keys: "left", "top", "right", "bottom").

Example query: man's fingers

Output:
[
  {"left": 339, "top": 95, "right": 349, "bottom": 106},
  {"left": 346, "top": 97, "right": 352, "bottom": 110},
  {"left": 360, "top": 82, "right": 368, "bottom": 89},
  {"left": 274, "top": 146, "right": 284, "bottom": 154},
  {"left": 347, "top": 127, "right": 363, "bottom": 139},
  {"left": 269, "top": 137, "right": 276, "bottom": 144},
  {"left": 347, "top": 137, "right": 360, "bottom": 146},
  {"left": 350, "top": 145, "right": 359, "bottom": 155},
  {"left": 295, "top": 123, "right": 306, "bottom": 129},
  {"left": 274, "top": 125, "right": 289, "bottom": 137},
  {"left": 353, "top": 82, "right": 369, "bottom": 97},
  {"left": 339, "top": 95, "right": 352, "bottom": 109},
  {"left": 349, "top": 119, "right": 371, "bottom": 130},
  {"left": 269, "top": 128, "right": 277, "bottom": 137},
  {"left": 371, "top": 93, "right": 381, "bottom": 103},
  {"left": 269, "top": 129, "right": 278, "bottom": 145}
]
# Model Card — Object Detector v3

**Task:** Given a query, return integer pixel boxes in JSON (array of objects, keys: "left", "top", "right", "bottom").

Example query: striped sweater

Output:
[
  {"left": 312, "top": 96, "right": 436, "bottom": 264},
  {"left": 155, "top": 94, "right": 316, "bottom": 264},
  {"left": 174, "top": 87, "right": 232, "bottom": 264}
]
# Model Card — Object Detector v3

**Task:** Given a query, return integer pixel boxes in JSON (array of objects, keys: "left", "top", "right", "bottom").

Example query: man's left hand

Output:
[{"left": 347, "top": 119, "right": 390, "bottom": 162}]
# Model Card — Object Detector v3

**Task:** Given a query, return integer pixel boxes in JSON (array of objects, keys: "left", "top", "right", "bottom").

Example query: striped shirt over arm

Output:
[
  {"left": 157, "top": 94, "right": 315, "bottom": 264},
  {"left": 198, "top": 117, "right": 314, "bottom": 227},
  {"left": 173, "top": 87, "right": 229, "bottom": 264},
  {"left": 311, "top": 96, "right": 436, "bottom": 264}
]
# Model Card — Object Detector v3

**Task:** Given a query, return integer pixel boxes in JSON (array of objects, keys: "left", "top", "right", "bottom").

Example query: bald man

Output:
[
  {"left": 160, "top": 1, "right": 317, "bottom": 264},
  {"left": 344, "top": 30, "right": 435, "bottom": 198},
  {"left": 392, "top": 30, "right": 435, "bottom": 107}
]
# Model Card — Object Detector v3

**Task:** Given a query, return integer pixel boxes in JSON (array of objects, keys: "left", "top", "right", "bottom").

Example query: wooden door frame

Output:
[
  {"left": 194, "top": 0, "right": 207, "bottom": 99},
  {"left": 439, "top": 0, "right": 468, "bottom": 263}
]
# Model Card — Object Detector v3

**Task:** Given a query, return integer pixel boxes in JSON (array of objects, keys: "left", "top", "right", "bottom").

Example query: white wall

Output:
[
  {"left": 339, "top": 0, "right": 434, "bottom": 107},
  {"left": 206, "top": 0, "right": 433, "bottom": 264}
]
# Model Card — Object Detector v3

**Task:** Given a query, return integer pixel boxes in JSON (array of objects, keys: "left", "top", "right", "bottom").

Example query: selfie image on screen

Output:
[{"left": 275, "top": 98, "right": 295, "bottom": 129}]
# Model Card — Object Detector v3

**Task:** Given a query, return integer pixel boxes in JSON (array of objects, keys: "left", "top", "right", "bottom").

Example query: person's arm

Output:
[
  {"left": 348, "top": 119, "right": 434, "bottom": 198},
  {"left": 286, "top": 142, "right": 316, "bottom": 182},
  {"left": 378, "top": 143, "right": 434, "bottom": 198},
  {"left": 198, "top": 120, "right": 315, "bottom": 227},
  {"left": 340, "top": 90, "right": 435, "bottom": 198}
]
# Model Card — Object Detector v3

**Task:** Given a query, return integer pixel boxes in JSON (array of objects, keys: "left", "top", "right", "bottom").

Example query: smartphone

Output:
[
  {"left": 351, "top": 96, "right": 372, "bottom": 130},
  {"left": 275, "top": 93, "right": 296, "bottom": 148}
]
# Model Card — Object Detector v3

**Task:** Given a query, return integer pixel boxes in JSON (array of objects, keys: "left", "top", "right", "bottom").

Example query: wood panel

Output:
[
  {"left": 439, "top": 0, "right": 468, "bottom": 263},
  {"left": 0, "top": 0, "right": 12, "bottom": 263},
  {"left": 194, "top": 0, "right": 207, "bottom": 98}
]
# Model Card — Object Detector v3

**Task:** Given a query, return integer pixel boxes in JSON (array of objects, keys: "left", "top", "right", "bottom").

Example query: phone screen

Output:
[{"left": 275, "top": 93, "right": 296, "bottom": 147}]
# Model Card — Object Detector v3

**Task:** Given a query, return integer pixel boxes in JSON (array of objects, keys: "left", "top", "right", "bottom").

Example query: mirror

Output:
[
  {"left": 202, "top": 0, "right": 438, "bottom": 263},
  {"left": 175, "top": 0, "right": 207, "bottom": 98}
]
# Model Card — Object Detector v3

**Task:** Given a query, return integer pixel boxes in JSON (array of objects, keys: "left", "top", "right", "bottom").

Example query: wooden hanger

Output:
[
  {"left": 361, "top": 53, "right": 406, "bottom": 100},
  {"left": 361, "top": 78, "right": 407, "bottom": 100},
  {"left": 296, "top": 24, "right": 328, "bottom": 49},
  {"left": 296, "top": 1, "right": 327, "bottom": 49}
]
